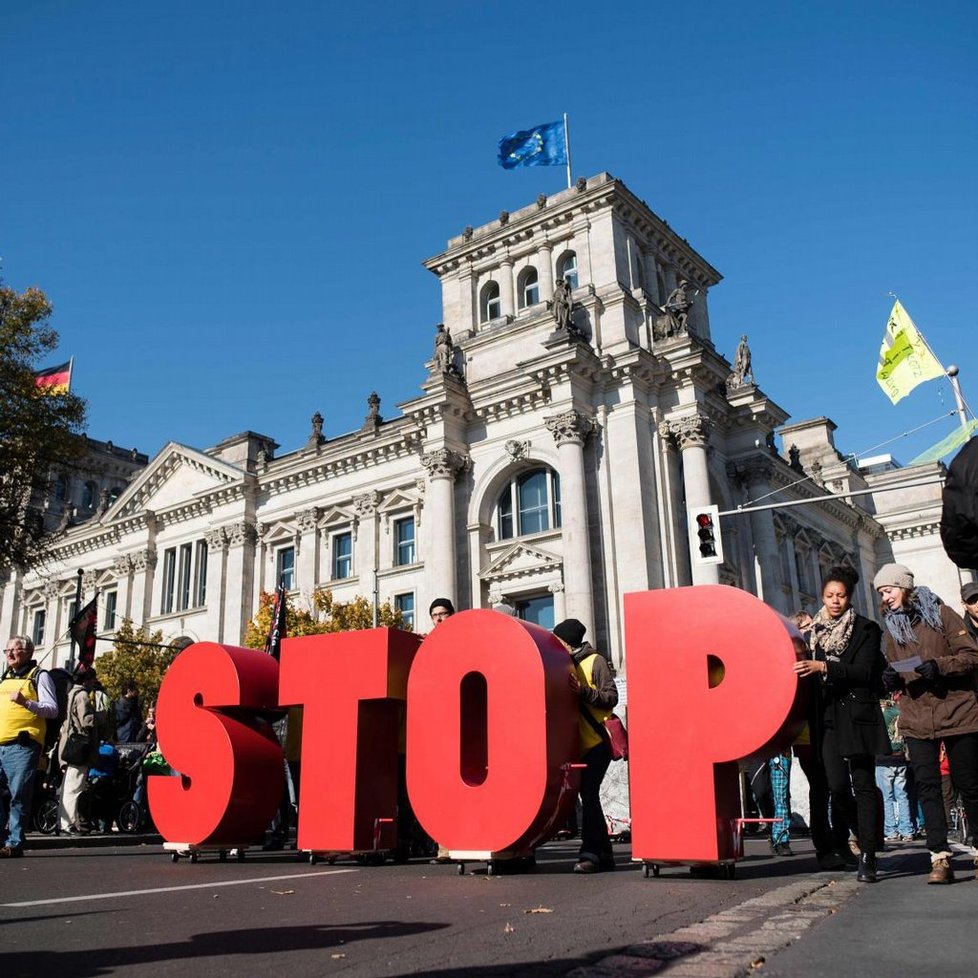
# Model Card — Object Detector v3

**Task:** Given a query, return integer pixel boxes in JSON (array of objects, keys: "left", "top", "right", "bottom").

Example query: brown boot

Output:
[{"left": 928, "top": 855, "right": 954, "bottom": 884}]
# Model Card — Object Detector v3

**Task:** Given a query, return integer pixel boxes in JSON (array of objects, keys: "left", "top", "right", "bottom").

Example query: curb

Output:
[{"left": 25, "top": 831, "right": 162, "bottom": 851}]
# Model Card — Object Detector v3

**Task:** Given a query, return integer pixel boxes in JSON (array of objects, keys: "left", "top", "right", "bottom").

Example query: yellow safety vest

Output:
[
  {"left": 577, "top": 654, "right": 612, "bottom": 752},
  {"left": 0, "top": 666, "right": 47, "bottom": 746}
]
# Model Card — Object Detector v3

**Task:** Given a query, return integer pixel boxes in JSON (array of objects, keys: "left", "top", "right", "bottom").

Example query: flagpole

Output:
[
  {"left": 946, "top": 365, "right": 972, "bottom": 434},
  {"left": 68, "top": 567, "right": 83, "bottom": 671},
  {"left": 563, "top": 112, "right": 572, "bottom": 190},
  {"left": 68, "top": 355, "right": 74, "bottom": 393}
]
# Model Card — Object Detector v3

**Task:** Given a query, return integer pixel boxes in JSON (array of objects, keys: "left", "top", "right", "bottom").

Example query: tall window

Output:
[
  {"left": 333, "top": 532, "right": 353, "bottom": 580},
  {"left": 193, "top": 540, "right": 208, "bottom": 607},
  {"left": 104, "top": 591, "right": 117, "bottom": 630},
  {"left": 394, "top": 517, "right": 416, "bottom": 566},
  {"left": 480, "top": 281, "right": 501, "bottom": 323},
  {"left": 277, "top": 546, "right": 296, "bottom": 590},
  {"left": 54, "top": 474, "right": 69, "bottom": 501},
  {"left": 497, "top": 468, "right": 562, "bottom": 540},
  {"left": 557, "top": 251, "right": 578, "bottom": 289},
  {"left": 82, "top": 481, "right": 98, "bottom": 509},
  {"left": 395, "top": 592, "right": 415, "bottom": 628},
  {"left": 178, "top": 543, "right": 193, "bottom": 611},
  {"left": 32, "top": 609, "right": 46, "bottom": 646},
  {"left": 161, "top": 548, "right": 177, "bottom": 614},
  {"left": 518, "top": 267, "right": 539, "bottom": 308}
]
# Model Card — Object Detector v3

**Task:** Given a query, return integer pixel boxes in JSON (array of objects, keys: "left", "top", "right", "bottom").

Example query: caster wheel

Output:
[
  {"left": 326, "top": 855, "right": 337, "bottom": 865},
  {"left": 189, "top": 852, "right": 199, "bottom": 864},
  {"left": 457, "top": 863, "right": 465, "bottom": 876},
  {"left": 171, "top": 852, "right": 180, "bottom": 863},
  {"left": 487, "top": 861, "right": 494, "bottom": 877},
  {"left": 236, "top": 849, "right": 245, "bottom": 862},
  {"left": 309, "top": 853, "right": 319, "bottom": 865},
  {"left": 723, "top": 864, "right": 736, "bottom": 879}
]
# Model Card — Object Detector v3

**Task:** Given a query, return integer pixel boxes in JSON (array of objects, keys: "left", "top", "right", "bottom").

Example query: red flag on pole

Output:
[
  {"left": 264, "top": 581, "right": 288, "bottom": 661},
  {"left": 69, "top": 596, "right": 98, "bottom": 669}
]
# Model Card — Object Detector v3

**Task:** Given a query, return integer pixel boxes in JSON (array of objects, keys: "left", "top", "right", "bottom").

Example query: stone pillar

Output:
[
  {"left": 665, "top": 415, "right": 718, "bottom": 586},
  {"left": 129, "top": 549, "right": 157, "bottom": 626},
  {"left": 353, "top": 491, "right": 381, "bottom": 610},
  {"left": 499, "top": 257, "right": 515, "bottom": 319},
  {"left": 458, "top": 265, "right": 475, "bottom": 335},
  {"left": 729, "top": 458, "right": 785, "bottom": 611},
  {"left": 548, "top": 580, "right": 567, "bottom": 622},
  {"left": 421, "top": 449, "right": 469, "bottom": 606},
  {"left": 110, "top": 554, "right": 133, "bottom": 631},
  {"left": 643, "top": 250, "right": 661, "bottom": 304},
  {"left": 296, "top": 507, "right": 321, "bottom": 594},
  {"left": 224, "top": 522, "right": 258, "bottom": 645},
  {"left": 545, "top": 409, "right": 598, "bottom": 631},
  {"left": 538, "top": 243, "right": 554, "bottom": 304},
  {"left": 202, "top": 527, "right": 228, "bottom": 644}
]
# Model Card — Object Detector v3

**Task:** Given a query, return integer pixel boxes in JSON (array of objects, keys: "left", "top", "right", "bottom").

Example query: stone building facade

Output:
[{"left": 1, "top": 173, "right": 969, "bottom": 670}]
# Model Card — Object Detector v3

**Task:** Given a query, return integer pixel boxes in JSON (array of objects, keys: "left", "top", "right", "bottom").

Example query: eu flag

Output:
[{"left": 498, "top": 120, "right": 567, "bottom": 169}]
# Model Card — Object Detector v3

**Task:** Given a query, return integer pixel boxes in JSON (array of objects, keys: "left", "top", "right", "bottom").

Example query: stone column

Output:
[
  {"left": 548, "top": 580, "right": 567, "bottom": 622},
  {"left": 545, "top": 409, "right": 598, "bottom": 631},
  {"left": 353, "top": 491, "right": 381, "bottom": 610},
  {"left": 421, "top": 449, "right": 469, "bottom": 606},
  {"left": 642, "top": 250, "right": 661, "bottom": 304},
  {"left": 202, "top": 527, "right": 228, "bottom": 644},
  {"left": 458, "top": 265, "right": 475, "bottom": 335},
  {"left": 499, "top": 257, "right": 515, "bottom": 319},
  {"left": 665, "top": 415, "right": 718, "bottom": 586},
  {"left": 729, "top": 458, "right": 785, "bottom": 611},
  {"left": 538, "top": 243, "right": 554, "bottom": 304},
  {"left": 296, "top": 507, "right": 321, "bottom": 594},
  {"left": 128, "top": 549, "right": 157, "bottom": 626},
  {"left": 224, "top": 522, "right": 258, "bottom": 645}
]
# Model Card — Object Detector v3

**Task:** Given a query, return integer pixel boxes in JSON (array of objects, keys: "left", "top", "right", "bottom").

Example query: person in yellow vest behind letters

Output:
[
  {"left": 553, "top": 618, "right": 619, "bottom": 874},
  {"left": 1, "top": 636, "right": 58, "bottom": 857}
]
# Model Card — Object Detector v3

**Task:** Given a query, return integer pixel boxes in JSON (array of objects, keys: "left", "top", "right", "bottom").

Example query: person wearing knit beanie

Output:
[
  {"left": 873, "top": 563, "right": 914, "bottom": 592},
  {"left": 553, "top": 618, "right": 587, "bottom": 649}
]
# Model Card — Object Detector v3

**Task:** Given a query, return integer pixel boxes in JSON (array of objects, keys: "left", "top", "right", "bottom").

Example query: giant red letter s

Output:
[
  {"left": 279, "top": 628, "right": 421, "bottom": 853},
  {"left": 625, "top": 585, "right": 805, "bottom": 862},
  {"left": 149, "top": 643, "right": 284, "bottom": 846},
  {"left": 407, "top": 611, "right": 578, "bottom": 855}
]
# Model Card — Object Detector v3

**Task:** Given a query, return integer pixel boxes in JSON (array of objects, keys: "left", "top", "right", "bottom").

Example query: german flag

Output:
[{"left": 34, "top": 359, "right": 72, "bottom": 395}]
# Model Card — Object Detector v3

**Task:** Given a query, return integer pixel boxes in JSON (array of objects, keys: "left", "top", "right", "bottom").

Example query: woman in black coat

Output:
[{"left": 794, "top": 566, "right": 890, "bottom": 882}]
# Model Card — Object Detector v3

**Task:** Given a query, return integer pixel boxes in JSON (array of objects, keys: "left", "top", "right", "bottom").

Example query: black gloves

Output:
[
  {"left": 915, "top": 659, "right": 941, "bottom": 684},
  {"left": 881, "top": 666, "right": 903, "bottom": 692}
]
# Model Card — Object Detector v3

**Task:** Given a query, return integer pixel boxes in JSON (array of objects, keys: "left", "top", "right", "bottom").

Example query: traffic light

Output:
[{"left": 688, "top": 505, "right": 723, "bottom": 566}]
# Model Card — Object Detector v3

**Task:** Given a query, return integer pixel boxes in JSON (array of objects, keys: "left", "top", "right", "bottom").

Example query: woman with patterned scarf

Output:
[
  {"left": 794, "top": 566, "right": 889, "bottom": 882},
  {"left": 876, "top": 562, "right": 978, "bottom": 884}
]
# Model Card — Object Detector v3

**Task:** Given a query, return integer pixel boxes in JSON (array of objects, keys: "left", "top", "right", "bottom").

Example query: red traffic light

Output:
[{"left": 695, "top": 513, "right": 714, "bottom": 528}]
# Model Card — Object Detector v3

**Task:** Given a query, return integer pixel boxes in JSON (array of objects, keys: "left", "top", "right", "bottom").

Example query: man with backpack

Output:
[{"left": 1, "top": 636, "right": 59, "bottom": 857}]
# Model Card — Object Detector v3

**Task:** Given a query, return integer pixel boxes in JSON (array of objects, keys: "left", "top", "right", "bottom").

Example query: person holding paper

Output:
[
  {"left": 794, "top": 566, "right": 889, "bottom": 883},
  {"left": 875, "top": 563, "right": 978, "bottom": 884}
]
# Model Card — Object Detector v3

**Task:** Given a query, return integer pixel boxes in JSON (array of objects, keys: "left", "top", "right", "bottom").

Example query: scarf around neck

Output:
[
  {"left": 882, "top": 585, "right": 943, "bottom": 647},
  {"left": 811, "top": 606, "right": 855, "bottom": 661}
]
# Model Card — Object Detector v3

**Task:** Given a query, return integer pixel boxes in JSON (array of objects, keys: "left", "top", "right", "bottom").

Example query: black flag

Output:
[
  {"left": 264, "top": 581, "right": 288, "bottom": 661},
  {"left": 69, "top": 596, "right": 98, "bottom": 669}
]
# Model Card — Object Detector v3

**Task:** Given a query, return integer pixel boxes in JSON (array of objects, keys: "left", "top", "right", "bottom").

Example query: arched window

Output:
[
  {"left": 517, "top": 266, "right": 539, "bottom": 308},
  {"left": 497, "top": 467, "right": 562, "bottom": 540},
  {"left": 82, "top": 481, "right": 98, "bottom": 510},
  {"left": 480, "top": 281, "right": 501, "bottom": 323},
  {"left": 556, "top": 251, "right": 578, "bottom": 289},
  {"left": 54, "top": 474, "right": 69, "bottom": 501}
]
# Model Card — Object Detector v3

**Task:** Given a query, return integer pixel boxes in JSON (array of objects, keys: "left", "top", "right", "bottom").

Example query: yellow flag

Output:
[{"left": 876, "top": 301, "right": 944, "bottom": 404}]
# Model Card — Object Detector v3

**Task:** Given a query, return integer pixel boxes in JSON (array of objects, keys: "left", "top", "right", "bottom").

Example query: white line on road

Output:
[{"left": 3, "top": 869, "right": 358, "bottom": 908}]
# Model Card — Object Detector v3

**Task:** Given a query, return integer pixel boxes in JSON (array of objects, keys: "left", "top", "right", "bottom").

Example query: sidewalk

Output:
[
  {"left": 763, "top": 842, "right": 976, "bottom": 977},
  {"left": 26, "top": 829, "right": 161, "bottom": 851}
]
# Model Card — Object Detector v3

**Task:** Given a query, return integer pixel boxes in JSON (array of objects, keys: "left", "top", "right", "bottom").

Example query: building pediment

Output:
[
  {"left": 481, "top": 541, "right": 563, "bottom": 583},
  {"left": 110, "top": 443, "right": 249, "bottom": 521}
]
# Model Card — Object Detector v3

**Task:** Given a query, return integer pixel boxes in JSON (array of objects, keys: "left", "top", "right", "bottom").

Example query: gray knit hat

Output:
[{"left": 873, "top": 563, "right": 914, "bottom": 591}]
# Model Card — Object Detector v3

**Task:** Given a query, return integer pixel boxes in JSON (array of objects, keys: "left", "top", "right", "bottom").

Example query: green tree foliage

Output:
[
  {"left": 95, "top": 618, "right": 179, "bottom": 705},
  {"left": 0, "top": 284, "right": 87, "bottom": 572},
  {"left": 242, "top": 588, "right": 408, "bottom": 649}
]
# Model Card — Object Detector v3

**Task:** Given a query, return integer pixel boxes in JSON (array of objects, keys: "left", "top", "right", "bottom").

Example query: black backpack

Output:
[{"left": 40, "top": 667, "right": 74, "bottom": 753}]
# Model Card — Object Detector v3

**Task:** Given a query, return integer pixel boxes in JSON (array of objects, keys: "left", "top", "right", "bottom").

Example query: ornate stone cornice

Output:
[
  {"left": 353, "top": 490, "right": 381, "bottom": 519},
  {"left": 545, "top": 409, "right": 599, "bottom": 447},
  {"left": 421, "top": 449, "right": 470, "bottom": 481},
  {"left": 296, "top": 507, "right": 321, "bottom": 533},
  {"left": 111, "top": 554, "right": 133, "bottom": 579},
  {"left": 661, "top": 414, "right": 710, "bottom": 451},
  {"left": 225, "top": 522, "right": 258, "bottom": 548},
  {"left": 130, "top": 548, "right": 157, "bottom": 572},
  {"left": 726, "top": 456, "right": 774, "bottom": 489}
]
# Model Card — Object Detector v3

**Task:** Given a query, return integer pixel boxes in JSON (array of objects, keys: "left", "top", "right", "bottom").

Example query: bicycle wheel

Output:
[
  {"left": 118, "top": 800, "right": 143, "bottom": 834},
  {"left": 34, "top": 798, "right": 59, "bottom": 835}
]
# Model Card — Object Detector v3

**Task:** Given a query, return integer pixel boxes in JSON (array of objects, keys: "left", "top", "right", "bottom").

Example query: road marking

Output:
[{"left": 3, "top": 869, "right": 358, "bottom": 908}]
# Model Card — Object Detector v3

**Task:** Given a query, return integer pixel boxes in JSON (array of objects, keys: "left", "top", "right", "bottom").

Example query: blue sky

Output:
[{"left": 3, "top": 1, "right": 976, "bottom": 467}]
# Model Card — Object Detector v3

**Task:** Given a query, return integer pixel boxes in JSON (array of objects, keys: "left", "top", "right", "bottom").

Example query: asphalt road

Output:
[{"left": 0, "top": 838, "right": 827, "bottom": 978}]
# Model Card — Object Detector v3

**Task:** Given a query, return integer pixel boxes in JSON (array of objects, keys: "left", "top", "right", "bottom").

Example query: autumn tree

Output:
[
  {"left": 242, "top": 588, "right": 408, "bottom": 649},
  {"left": 94, "top": 618, "right": 180, "bottom": 705},
  {"left": 0, "top": 284, "right": 87, "bottom": 572}
]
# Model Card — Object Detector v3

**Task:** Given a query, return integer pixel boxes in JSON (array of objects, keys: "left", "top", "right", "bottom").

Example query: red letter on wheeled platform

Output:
[
  {"left": 150, "top": 643, "right": 284, "bottom": 846},
  {"left": 625, "top": 585, "right": 806, "bottom": 862},
  {"left": 407, "top": 610, "right": 578, "bottom": 855}
]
